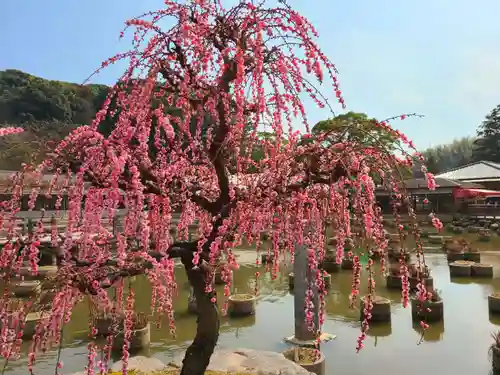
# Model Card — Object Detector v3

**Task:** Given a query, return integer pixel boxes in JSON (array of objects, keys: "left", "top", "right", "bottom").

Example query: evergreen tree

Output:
[
  {"left": 426, "top": 154, "right": 440, "bottom": 174},
  {"left": 421, "top": 136, "right": 474, "bottom": 173},
  {"left": 472, "top": 104, "right": 500, "bottom": 162},
  {"left": 312, "top": 112, "right": 398, "bottom": 151}
]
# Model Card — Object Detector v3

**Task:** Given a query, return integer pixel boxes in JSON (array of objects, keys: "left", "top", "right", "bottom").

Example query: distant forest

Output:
[
  {"left": 420, "top": 136, "right": 475, "bottom": 174},
  {"left": 0, "top": 69, "right": 110, "bottom": 169},
  {"left": 1, "top": 69, "right": 499, "bottom": 174}
]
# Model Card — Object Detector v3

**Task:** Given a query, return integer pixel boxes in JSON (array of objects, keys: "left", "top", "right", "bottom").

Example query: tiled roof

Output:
[
  {"left": 435, "top": 161, "right": 500, "bottom": 181},
  {"left": 402, "top": 177, "right": 482, "bottom": 190},
  {"left": 375, "top": 178, "right": 482, "bottom": 194}
]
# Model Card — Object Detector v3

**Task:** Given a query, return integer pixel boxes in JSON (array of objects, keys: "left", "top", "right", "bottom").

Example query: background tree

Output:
[
  {"left": 472, "top": 104, "right": 500, "bottom": 162},
  {"left": 0, "top": 70, "right": 218, "bottom": 167},
  {"left": 0, "top": 120, "right": 77, "bottom": 169},
  {"left": 0, "top": 69, "right": 109, "bottom": 125},
  {"left": 312, "top": 112, "right": 398, "bottom": 151},
  {"left": 311, "top": 111, "right": 410, "bottom": 184},
  {"left": 0, "top": 69, "right": 110, "bottom": 167},
  {"left": 2, "top": 2, "right": 429, "bottom": 375},
  {"left": 420, "top": 136, "right": 475, "bottom": 173},
  {"left": 0, "top": 131, "right": 40, "bottom": 169},
  {"left": 423, "top": 154, "right": 440, "bottom": 174}
]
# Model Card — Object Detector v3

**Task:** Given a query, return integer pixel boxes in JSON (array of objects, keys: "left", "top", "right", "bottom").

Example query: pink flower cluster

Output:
[{"left": 0, "top": 127, "right": 23, "bottom": 136}]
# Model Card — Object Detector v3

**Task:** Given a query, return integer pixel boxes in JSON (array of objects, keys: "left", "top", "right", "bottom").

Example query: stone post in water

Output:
[
  {"left": 287, "top": 242, "right": 320, "bottom": 345},
  {"left": 112, "top": 215, "right": 118, "bottom": 236},
  {"left": 27, "top": 218, "right": 34, "bottom": 238}
]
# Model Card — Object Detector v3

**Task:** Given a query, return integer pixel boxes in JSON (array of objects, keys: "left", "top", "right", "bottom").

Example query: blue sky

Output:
[{"left": 2, "top": 0, "right": 500, "bottom": 150}]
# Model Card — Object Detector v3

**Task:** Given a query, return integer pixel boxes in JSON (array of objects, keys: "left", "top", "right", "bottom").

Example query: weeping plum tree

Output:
[{"left": 0, "top": 1, "right": 440, "bottom": 375}]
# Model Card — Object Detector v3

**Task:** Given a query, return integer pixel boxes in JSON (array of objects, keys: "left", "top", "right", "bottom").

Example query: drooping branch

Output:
[
  {"left": 63, "top": 241, "right": 199, "bottom": 294},
  {"left": 63, "top": 199, "right": 236, "bottom": 294}
]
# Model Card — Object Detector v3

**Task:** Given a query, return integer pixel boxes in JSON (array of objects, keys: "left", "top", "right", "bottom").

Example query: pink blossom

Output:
[{"left": 0, "top": 127, "right": 23, "bottom": 137}]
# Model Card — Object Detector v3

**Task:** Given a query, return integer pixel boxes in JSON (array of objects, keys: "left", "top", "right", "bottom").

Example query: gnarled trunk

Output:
[{"left": 180, "top": 264, "right": 219, "bottom": 375}]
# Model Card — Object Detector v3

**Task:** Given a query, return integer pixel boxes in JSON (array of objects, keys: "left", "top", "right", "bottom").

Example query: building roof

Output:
[
  {"left": 435, "top": 161, "right": 500, "bottom": 182},
  {"left": 375, "top": 177, "right": 482, "bottom": 196},
  {"left": 402, "top": 177, "right": 482, "bottom": 190}
]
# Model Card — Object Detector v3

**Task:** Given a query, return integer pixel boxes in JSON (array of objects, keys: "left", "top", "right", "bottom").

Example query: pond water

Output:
[{"left": 6, "top": 249, "right": 500, "bottom": 375}]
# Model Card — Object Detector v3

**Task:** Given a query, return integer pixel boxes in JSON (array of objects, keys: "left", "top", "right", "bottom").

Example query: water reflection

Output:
[
  {"left": 8, "top": 252, "right": 500, "bottom": 375},
  {"left": 366, "top": 322, "right": 392, "bottom": 337},
  {"left": 490, "top": 313, "right": 500, "bottom": 326},
  {"left": 412, "top": 320, "right": 445, "bottom": 342},
  {"left": 365, "top": 323, "right": 392, "bottom": 348},
  {"left": 451, "top": 277, "right": 494, "bottom": 286}
]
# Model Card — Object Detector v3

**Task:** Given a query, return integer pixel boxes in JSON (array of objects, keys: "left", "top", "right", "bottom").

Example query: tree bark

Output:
[{"left": 180, "top": 263, "right": 219, "bottom": 375}]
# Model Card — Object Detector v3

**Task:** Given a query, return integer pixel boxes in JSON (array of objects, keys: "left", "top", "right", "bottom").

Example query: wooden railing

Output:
[{"left": 0, "top": 211, "right": 198, "bottom": 239}]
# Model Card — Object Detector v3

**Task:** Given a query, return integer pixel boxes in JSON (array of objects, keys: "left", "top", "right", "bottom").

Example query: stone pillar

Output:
[
  {"left": 27, "top": 218, "right": 34, "bottom": 238},
  {"left": 293, "top": 243, "right": 320, "bottom": 342}
]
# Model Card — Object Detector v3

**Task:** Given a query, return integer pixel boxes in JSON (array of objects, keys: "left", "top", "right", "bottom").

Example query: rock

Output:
[
  {"left": 111, "top": 356, "right": 167, "bottom": 373},
  {"left": 170, "top": 348, "right": 314, "bottom": 375},
  {"left": 445, "top": 223, "right": 455, "bottom": 232}
]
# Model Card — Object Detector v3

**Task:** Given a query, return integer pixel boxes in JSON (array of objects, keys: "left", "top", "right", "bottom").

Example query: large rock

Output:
[
  {"left": 69, "top": 356, "right": 166, "bottom": 375},
  {"left": 170, "top": 348, "right": 314, "bottom": 375},
  {"left": 111, "top": 356, "right": 167, "bottom": 373}
]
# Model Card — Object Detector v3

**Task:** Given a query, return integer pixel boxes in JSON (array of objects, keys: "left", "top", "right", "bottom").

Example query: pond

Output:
[{"left": 5, "top": 247, "right": 500, "bottom": 375}]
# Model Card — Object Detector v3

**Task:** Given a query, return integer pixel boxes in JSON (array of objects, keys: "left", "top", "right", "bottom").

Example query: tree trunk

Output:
[{"left": 180, "top": 264, "right": 220, "bottom": 375}]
